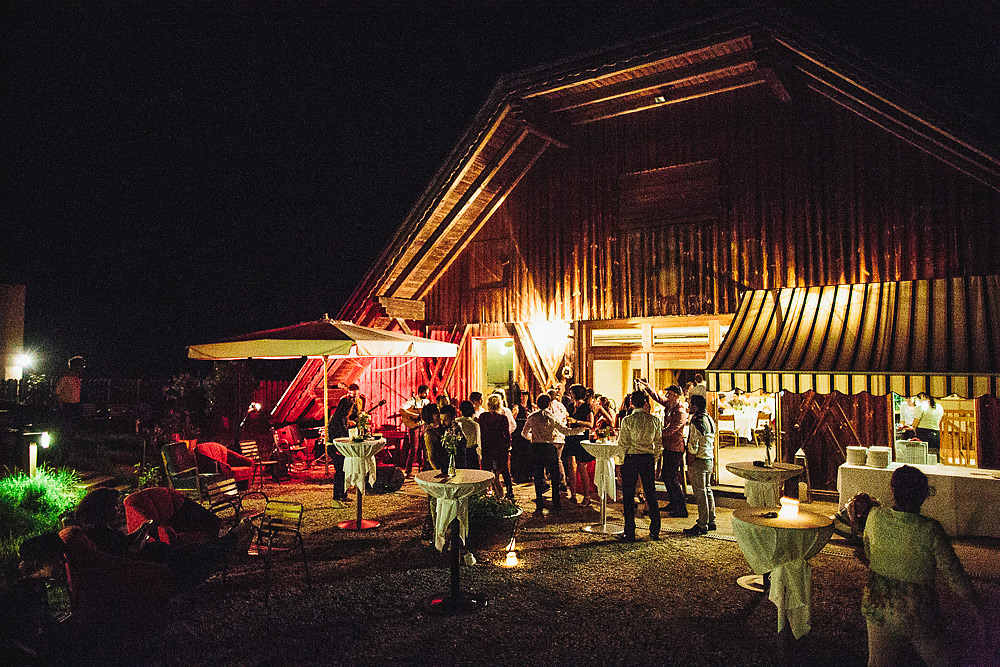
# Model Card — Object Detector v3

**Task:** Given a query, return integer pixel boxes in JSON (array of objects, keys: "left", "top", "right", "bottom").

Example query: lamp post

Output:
[{"left": 25, "top": 431, "right": 50, "bottom": 477}]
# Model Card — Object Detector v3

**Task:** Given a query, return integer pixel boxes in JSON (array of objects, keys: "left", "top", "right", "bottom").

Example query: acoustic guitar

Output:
[{"left": 398, "top": 396, "right": 423, "bottom": 430}]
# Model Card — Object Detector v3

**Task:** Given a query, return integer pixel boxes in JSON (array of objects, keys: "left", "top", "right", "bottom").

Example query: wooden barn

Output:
[{"left": 272, "top": 15, "right": 1000, "bottom": 497}]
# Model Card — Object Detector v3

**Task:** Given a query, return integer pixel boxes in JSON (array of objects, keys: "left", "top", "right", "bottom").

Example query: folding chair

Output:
[
  {"left": 253, "top": 500, "right": 311, "bottom": 607},
  {"left": 716, "top": 413, "right": 737, "bottom": 448},
  {"left": 241, "top": 440, "right": 277, "bottom": 490},
  {"left": 204, "top": 477, "right": 268, "bottom": 527}
]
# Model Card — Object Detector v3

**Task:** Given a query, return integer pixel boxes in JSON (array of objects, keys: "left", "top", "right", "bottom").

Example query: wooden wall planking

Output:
[{"left": 424, "top": 85, "right": 1000, "bottom": 327}]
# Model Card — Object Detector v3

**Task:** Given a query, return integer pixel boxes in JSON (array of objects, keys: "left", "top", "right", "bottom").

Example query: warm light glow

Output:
[
  {"left": 503, "top": 538, "right": 518, "bottom": 567},
  {"left": 13, "top": 352, "right": 33, "bottom": 368},
  {"left": 40, "top": 432, "right": 50, "bottom": 449},
  {"left": 778, "top": 497, "right": 799, "bottom": 519}
]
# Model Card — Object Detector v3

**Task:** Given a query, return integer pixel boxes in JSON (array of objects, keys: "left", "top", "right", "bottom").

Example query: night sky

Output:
[{"left": 4, "top": 2, "right": 998, "bottom": 379}]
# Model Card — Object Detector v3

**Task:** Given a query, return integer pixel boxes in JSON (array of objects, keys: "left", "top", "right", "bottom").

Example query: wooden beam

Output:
[
  {"left": 385, "top": 126, "right": 532, "bottom": 296},
  {"left": 520, "top": 36, "right": 754, "bottom": 99},
  {"left": 549, "top": 53, "right": 760, "bottom": 113},
  {"left": 567, "top": 71, "right": 767, "bottom": 125},
  {"left": 440, "top": 324, "right": 473, "bottom": 394},
  {"left": 378, "top": 104, "right": 515, "bottom": 297},
  {"left": 414, "top": 134, "right": 552, "bottom": 301}
]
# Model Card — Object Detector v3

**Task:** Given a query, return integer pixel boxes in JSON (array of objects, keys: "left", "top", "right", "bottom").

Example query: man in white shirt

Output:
[
  {"left": 617, "top": 390, "right": 663, "bottom": 541},
  {"left": 545, "top": 388, "right": 570, "bottom": 493},
  {"left": 687, "top": 373, "right": 708, "bottom": 401},
  {"left": 469, "top": 392, "right": 485, "bottom": 418},
  {"left": 522, "top": 394, "right": 585, "bottom": 512}
]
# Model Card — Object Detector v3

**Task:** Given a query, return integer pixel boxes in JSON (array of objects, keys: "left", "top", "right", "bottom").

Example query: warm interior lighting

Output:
[
  {"left": 503, "top": 537, "right": 518, "bottom": 567},
  {"left": 778, "top": 497, "right": 799, "bottom": 519}
]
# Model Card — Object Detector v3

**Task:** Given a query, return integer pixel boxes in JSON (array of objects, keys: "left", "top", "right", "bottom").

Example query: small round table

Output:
[
  {"left": 334, "top": 437, "right": 385, "bottom": 530},
  {"left": 581, "top": 440, "right": 624, "bottom": 535},
  {"left": 731, "top": 507, "right": 834, "bottom": 639},
  {"left": 414, "top": 469, "right": 495, "bottom": 615},
  {"left": 726, "top": 461, "right": 803, "bottom": 508}
]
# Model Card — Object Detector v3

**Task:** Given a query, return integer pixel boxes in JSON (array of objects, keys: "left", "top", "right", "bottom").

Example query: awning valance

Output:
[{"left": 706, "top": 276, "right": 1000, "bottom": 398}]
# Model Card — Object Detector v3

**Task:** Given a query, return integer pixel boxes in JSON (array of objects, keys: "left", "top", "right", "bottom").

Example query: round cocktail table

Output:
[
  {"left": 415, "top": 469, "right": 495, "bottom": 615},
  {"left": 726, "top": 461, "right": 803, "bottom": 508},
  {"left": 581, "top": 440, "right": 624, "bottom": 535},
  {"left": 334, "top": 437, "right": 385, "bottom": 530},
  {"left": 732, "top": 506, "right": 834, "bottom": 638}
]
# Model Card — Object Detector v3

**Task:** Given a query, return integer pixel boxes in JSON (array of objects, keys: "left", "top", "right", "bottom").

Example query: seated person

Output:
[
  {"left": 72, "top": 488, "right": 254, "bottom": 588},
  {"left": 832, "top": 491, "right": 880, "bottom": 545}
]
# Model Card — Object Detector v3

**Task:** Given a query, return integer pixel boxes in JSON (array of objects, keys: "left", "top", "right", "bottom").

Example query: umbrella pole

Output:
[{"left": 324, "top": 356, "right": 330, "bottom": 477}]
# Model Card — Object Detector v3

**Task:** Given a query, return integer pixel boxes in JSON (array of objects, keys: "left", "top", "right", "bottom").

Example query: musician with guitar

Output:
[{"left": 399, "top": 384, "right": 431, "bottom": 478}]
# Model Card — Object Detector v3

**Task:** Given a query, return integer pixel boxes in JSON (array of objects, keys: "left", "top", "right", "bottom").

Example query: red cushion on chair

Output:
[
  {"left": 195, "top": 442, "right": 255, "bottom": 482},
  {"left": 124, "top": 487, "right": 221, "bottom": 545}
]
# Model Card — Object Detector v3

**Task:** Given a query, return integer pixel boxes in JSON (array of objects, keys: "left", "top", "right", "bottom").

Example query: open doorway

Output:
[{"left": 480, "top": 337, "right": 515, "bottom": 395}]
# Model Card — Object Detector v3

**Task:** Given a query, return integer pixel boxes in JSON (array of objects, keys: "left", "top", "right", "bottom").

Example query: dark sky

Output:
[{"left": 4, "top": 1, "right": 998, "bottom": 379}]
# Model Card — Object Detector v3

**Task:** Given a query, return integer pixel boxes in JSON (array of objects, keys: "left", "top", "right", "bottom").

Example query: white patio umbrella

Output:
[{"left": 187, "top": 315, "right": 458, "bottom": 471}]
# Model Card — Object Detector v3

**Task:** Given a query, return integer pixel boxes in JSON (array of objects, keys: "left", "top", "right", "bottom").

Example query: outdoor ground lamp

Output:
[{"left": 25, "top": 431, "right": 51, "bottom": 477}]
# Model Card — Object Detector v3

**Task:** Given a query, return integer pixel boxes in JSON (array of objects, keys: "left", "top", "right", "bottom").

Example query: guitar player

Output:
[{"left": 399, "top": 384, "right": 431, "bottom": 478}]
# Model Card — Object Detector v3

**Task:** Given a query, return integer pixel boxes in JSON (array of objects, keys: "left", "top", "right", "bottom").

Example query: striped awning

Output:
[{"left": 706, "top": 276, "right": 1000, "bottom": 398}]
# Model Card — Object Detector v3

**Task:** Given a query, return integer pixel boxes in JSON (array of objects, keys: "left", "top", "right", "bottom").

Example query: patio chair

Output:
[
  {"left": 195, "top": 442, "right": 256, "bottom": 489},
  {"left": 253, "top": 500, "right": 311, "bottom": 607},
  {"left": 241, "top": 440, "right": 277, "bottom": 490},
  {"left": 753, "top": 411, "right": 772, "bottom": 444},
  {"left": 59, "top": 526, "right": 174, "bottom": 631},
  {"left": 204, "top": 477, "right": 267, "bottom": 527},
  {"left": 272, "top": 425, "right": 309, "bottom": 472},
  {"left": 161, "top": 442, "right": 221, "bottom": 501}
]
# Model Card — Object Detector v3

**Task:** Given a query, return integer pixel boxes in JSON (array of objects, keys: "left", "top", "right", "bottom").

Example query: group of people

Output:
[{"left": 390, "top": 378, "right": 720, "bottom": 542}]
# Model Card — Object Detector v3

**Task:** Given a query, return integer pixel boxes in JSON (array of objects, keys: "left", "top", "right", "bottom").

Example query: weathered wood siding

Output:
[{"left": 425, "top": 84, "right": 1000, "bottom": 325}]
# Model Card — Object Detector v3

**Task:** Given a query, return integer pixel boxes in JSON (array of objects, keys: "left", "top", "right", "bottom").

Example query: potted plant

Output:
[{"left": 465, "top": 493, "right": 522, "bottom": 550}]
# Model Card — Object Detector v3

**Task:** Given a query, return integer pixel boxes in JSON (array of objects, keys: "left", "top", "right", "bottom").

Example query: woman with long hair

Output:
[{"left": 562, "top": 384, "right": 595, "bottom": 507}]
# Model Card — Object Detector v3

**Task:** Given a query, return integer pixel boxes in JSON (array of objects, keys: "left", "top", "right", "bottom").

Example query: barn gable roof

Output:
[{"left": 338, "top": 12, "right": 1000, "bottom": 327}]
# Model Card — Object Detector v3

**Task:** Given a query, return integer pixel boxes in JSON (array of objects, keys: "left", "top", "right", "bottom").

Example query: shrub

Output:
[{"left": 0, "top": 468, "right": 84, "bottom": 572}]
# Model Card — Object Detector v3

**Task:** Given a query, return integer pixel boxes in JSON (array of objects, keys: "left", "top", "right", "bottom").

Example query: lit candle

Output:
[
  {"left": 503, "top": 538, "right": 518, "bottom": 567},
  {"left": 778, "top": 496, "right": 799, "bottom": 520}
]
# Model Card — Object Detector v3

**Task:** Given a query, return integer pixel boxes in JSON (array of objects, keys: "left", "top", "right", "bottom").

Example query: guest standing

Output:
[
  {"left": 862, "top": 465, "right": 980, "bottom": 667},
  {"left": 455, "top": 400, "right": 481, "bottom": 469},
  {"left": 616, "top": 390, "right": 662, "bottom": 542},
  {"left": 643, "top": 382, "right": 688, "bottom": 518},
  {"left": 683, "top": 394, "right": 716, "bottom": 535},
  {"left": 421, "top": 404, "right": 448, "bottom": 472},
  {"left": 522, "top": 394, "right": 585, "bottom": 511},
  {"left": 327, "top": 394, "right": 354, "bottom": 501},
  {"left": 562, "top": 384, "right": 596, "bottom": 506},
  {"left": 478, "top": 394, "right": 515, "bottom": 498},
  {"left": 910, "top": 392, "right": 944, "bottom": 459}
]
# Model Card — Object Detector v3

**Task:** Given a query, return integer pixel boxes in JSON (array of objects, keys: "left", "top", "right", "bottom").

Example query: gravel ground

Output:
[{"left": 72, "top": 476, "right": 1000, "bottom": 667}]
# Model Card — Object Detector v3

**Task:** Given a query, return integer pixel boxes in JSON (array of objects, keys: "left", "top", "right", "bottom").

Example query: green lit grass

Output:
[{"left": 0, "top": 467, "right": 84, "bottom": 574}]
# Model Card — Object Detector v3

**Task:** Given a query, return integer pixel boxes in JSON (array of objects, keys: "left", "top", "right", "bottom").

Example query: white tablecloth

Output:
[
  {"left": 732, "top": 509, "right": 834, "bottom": 639},
  {"left": 838, "top": 462, "right": 1000, "bottom": 538},
  {"left": 334, "top": 438, "right": 385, "bottom": 493},
  {"left": 582, "top": 441, "right": 623, "bottom": 501},
  {"left": 722, "top": 409, "right": 758, "bottom": 440},
  {"left": 415, "top": 469, "right": 495, "bottom": 551},
  {"left": 726, "top": 462, "right": 803, "bottom": 508}
]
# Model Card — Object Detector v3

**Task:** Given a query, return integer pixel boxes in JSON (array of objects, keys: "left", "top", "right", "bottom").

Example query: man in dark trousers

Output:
[
  {"left": 617, "top": 390, "right": 662, "bottom": 541},
  {"left": 642, "top": 381, "right": 688, "bottom": 517}
]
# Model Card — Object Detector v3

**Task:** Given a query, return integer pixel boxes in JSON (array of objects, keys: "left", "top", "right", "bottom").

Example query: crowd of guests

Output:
[{"left": 393, "top": 377, "right": 719, "bottom": 540}]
